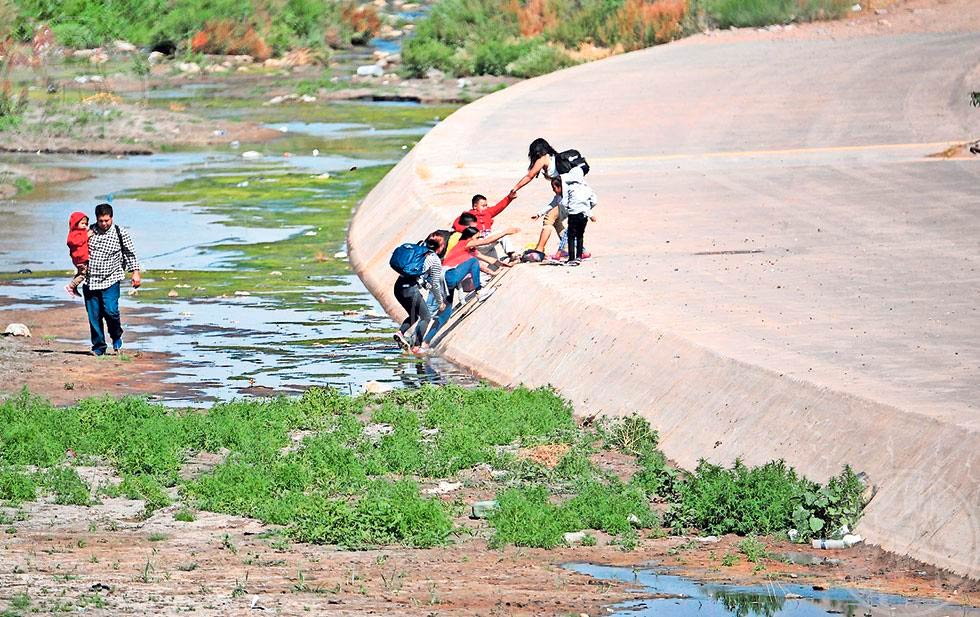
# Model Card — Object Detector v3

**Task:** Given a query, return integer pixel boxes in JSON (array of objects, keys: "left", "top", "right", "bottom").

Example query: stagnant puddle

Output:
[
  {"left": 0, "top": 119, "right": 476, "bottom": 403},
  {"left": 566, "top": 565, "right": 977, "bottom": 617}
]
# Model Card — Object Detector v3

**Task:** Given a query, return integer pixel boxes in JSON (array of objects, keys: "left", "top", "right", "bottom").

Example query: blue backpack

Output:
[{"left": 389, "top": 242, "right": 430, "bottom": 277}]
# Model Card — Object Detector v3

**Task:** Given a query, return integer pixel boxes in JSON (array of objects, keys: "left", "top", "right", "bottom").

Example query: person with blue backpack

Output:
[{"left": 390, "top": 236, "right": 445, "bottom": 354}]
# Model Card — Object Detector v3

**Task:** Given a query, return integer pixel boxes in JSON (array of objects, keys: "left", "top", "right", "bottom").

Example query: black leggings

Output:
[
  {"left": 567, "top": 213, "right": 588, "bottom": 261},
  {"left": 393, "top": 278, "right": 431, "bottom": 346}
]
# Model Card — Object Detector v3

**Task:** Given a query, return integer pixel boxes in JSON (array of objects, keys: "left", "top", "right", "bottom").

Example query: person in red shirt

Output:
[
  {"left": 451, "top": 191, "right": 517, "bottom": 233},
  {"left": 65, "top": 211, "right": 92, "bottom": 298},
  {"left": 451, "top": 190, "right": 519, "bottom": 262}
]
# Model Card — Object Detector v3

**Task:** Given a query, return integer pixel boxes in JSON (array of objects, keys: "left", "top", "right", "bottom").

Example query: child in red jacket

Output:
[{"left": 65, "top": 211, "right": 92, "bottom": 297}]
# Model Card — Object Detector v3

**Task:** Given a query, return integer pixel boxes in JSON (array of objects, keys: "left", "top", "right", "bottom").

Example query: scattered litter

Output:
[
  {"left": 90, "top": 583, "right": 111, "bottom": 592},
  {"left": 695, "top": 535, "right": 720, "bottom": 543},
  {"left": 269, "top": 271, "right": 283, "bottom": 276},
  {"left": 333, "top": 251, "right": 347, "bottom": 259},
  {"left": 236, "top": 181, "right": 250, "bottom": 188},
  {"left": 126, "top": 288, "right": 139, "bottom": 296},
  {"left": 312, "top": 148, "right": 320, "bottom": 157},
  {"left": 250, "top": 595, "right": 263, "bottom": 610},
  {"left": 304, "top": 231, "right": 317, "bottom": 236},
  {"left": 178, "top": 311, "right": 192, "bottom": 317},
  {"left": 363, "top": 382, "right": 393, "bottom": 396},
  {"left": 362, "top": 422, "right": 394, "bottom": 441},
  {"left": 167, "top": 290, "right": 179, "bottom": 298},
  {"left": 230, "top": 140, "right": 241, "bottom": 149},
  {"left": 812, "top": 534, "right": 863, "bottom": 549},
  {"left": 277, "top": 126, "right": 289, "bottom": 133},
  {"left": 234, "top": 291, "right": 251, "bottom": 296},
  {"left": 851, "top": 3, "right": 861, "bottom": 10},
  {"left": 212, "top": 129, "right": 225, "bottom": 136},
  {"left": 342, "top": 310, "right": 358, "bottom": 316},
  {"left": 241, "top": 151, "right": 262, "bottom": 159},
  {"left": 315, "top": 173, "right": 331, "bottom": 180},
  {"left": 4, "top": 323, "right": 31, "bottom": 337},
  {"left": 471, "top": 500, "right": 499, "bottom": 519}
]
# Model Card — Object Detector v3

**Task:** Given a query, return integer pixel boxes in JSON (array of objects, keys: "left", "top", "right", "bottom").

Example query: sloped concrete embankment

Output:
[{"left": 349, "top": 32, "right": 980, "bottom": 577}]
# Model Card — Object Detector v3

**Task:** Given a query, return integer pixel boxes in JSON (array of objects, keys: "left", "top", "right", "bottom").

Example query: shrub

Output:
[
  {"left": 504, "top": 41, "right": 575, "bottom": 78},
  {"left": 704, "top": 0, "right": 849, "bottom": 28},
  {"left": 43, "top": 467, "right": 91, "bottom": 506},
  {"left": 403, "top": 37, "right": 457, "bottom": 75},
  {"left": 0, "top": 468, "right": 37, "bottom": 503}
]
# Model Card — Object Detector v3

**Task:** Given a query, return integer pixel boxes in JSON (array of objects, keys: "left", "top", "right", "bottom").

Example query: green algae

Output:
[{"left": 119, "top": 165, "right": 390, "bottom": 307}]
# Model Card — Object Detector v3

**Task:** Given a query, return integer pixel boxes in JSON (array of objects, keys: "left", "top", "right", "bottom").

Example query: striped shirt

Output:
[{"left": 86, "top": 224, "right": 141, "bottom": 291}]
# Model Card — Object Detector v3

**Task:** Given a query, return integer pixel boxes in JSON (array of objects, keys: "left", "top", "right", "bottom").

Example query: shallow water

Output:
[
  {"left": 0, "top": 107, "right": 475, "bottom": 403},
  {"left": 565, "top": 565, "right": 977, "bottom": 617}
]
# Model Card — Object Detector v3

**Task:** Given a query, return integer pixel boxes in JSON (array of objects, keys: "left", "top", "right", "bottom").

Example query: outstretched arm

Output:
[
  {"left": 465, "top": 227, "right": 519, "bottom": 249},
  {"left": 511, "top": 155, "right": 548, "bottom": 194}
]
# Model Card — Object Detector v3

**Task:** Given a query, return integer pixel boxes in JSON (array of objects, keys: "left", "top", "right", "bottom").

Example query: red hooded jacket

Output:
[
  {"left": 66, "top": 211, "right": 90, "bottom": 265},
  {"left": 451, "top": 194, "right": 513, "bottom": 233}
]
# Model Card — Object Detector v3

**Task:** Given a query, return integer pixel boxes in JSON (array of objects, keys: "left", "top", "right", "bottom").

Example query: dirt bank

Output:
[
  {"left": 0, "top": 299, "right": 186, "bottom": 405},
  {"left": 1, "top": 503, "right": 976, "bottom": 616}
]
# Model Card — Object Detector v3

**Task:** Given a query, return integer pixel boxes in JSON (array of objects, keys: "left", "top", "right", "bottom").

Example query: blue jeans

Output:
[
  {"left": 423, "top": 258, "right": 482, "bottom": 344},
  {"left": 83, "top": 282, "right": 122, "bottom": 355}
]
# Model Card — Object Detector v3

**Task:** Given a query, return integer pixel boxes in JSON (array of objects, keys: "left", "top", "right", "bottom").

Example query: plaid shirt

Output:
[{"left": 86, "top": 224, "right": 141, "bottom": 291}]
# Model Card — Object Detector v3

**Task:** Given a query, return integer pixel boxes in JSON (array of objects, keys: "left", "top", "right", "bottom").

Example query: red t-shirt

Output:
[
  {"left": 452, "top": 194, "right": 512, "bottom": 233},
  {"left": 442, "top": 239, "right": 475, "bottom": 268}
]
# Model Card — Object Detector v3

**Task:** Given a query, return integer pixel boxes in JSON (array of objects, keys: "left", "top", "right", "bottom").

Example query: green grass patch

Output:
[{"left": 0, "top": 386, "right": 867, "bottom": 550}]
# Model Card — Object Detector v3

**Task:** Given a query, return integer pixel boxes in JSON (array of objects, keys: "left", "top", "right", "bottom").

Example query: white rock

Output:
[
  {"left": 422, "top": 481, "right": 462, "bottom": 495},
  {"left": 236, "top": 181, "right": 249, "bottom": 187},
  {"left": 113, "top": 40, "right": 137, "bottom": 52},
  {"left": 4, "top": 323, "right": 31, "bottom": 337},
  {"left": 73, "top": 48, "right": 100, "bottom": 59},
  {"left": 205, "top": 64, "right": 229, "bottom": 73},
  {"left": 167, "top": 290, "right": 179, "bottom": 298},
  {"left": 234, "top": 291, "right": 251, "bottom": 296},
  {"left": 176, "top": 61, "right": 201, "bottom": 74},
  {"left": 363, "top": 382, "right": 393, "bottom": 396},
  {"left": 277, "top": 126, "right": 289, "bottom": 133},
  {"left": 851, "top": 3, "right": 861, "bottom": 10},
  {"left": 563, "top": 531, "right": 587, "bottom": 545},
  {"left": 241, "top": 151, "right": 262, "bottom": 159},
  {"left": 315, "top": 173, "right": 331, "bottom": 180},
  {"left": 356, "top": 64, "right": 384, "bottom": 78},
  {"left": 264, "top": 95, "right": 286, "bottom": 106},
  {"left": 304, "top": 231, "right": 317, "bottom": 236},
  {"left": 89, "top": 52, "right": 109, "bottom": 65},
  {"left": 333, "top": 251, "right": 347, "bottom": 259},
  {"left": 147, "top": 51, "right": 166, "bottom": 65},
  {"left": 269, "top": 271, "right": 283, "bottom": 276},
  {"left": 696, "top": 535, "right": 720, "bottom": 543},
  {"left": 311, "top": 148, "right": 320, "bottom": 157},
  {"left": 300, "top": 94, "right": 317, "bottom": 103},
  {"left": 457, "top": 78, "right": 472, "bottom": 88}
]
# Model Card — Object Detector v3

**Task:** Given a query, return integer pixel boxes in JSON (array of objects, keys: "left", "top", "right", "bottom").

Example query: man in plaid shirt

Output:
[{"left": 84, "top": 203, "right": 142, "bottom": 356}]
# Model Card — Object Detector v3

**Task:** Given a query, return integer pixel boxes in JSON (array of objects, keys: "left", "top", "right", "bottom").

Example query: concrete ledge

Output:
[{"left": 349, "top": 32, "right": 980, "bottom": 577}]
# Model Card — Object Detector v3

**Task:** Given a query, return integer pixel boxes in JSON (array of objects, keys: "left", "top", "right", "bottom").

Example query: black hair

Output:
[
  {"left": 471, "top": 194, "right": 486, "bottom": 207},
  {"left": 528, "top": 137, "right": 558, "bottom": 169},
  {"left": 95, "top": 203, "right": 113, "bottom": 218},
  {"left": 550, "top": 177, "right": 562, "bottom": 191},
  {"left": 459, "top": 226, "right": 479, "bottom": 241},
  {"left": 459, "top": 212, "right": 477, "bottom": 225},
  {"left": 424, "top": 235, "right": 443, "bottom": 252}
]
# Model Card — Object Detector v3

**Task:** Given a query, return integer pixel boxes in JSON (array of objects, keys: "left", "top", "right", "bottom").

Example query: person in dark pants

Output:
[
  {"left": 564, "top": 182, "right": 597, "bottom": 265},
  {"left": 392, "top": 236, "right": 445, "bottom": 355},
  {"left": 83, "top": 203, "right": 141, "bottom": 356}
]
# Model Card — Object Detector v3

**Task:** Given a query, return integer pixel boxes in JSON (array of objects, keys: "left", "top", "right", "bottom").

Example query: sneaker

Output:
[
  {"left": 112, "top": 338, "right": 123, "bottom": 352},
  {"left": 392, "top": 331, "right": 410, "bottom": 351},
  {"left": 476, "top": 288, "right": 496, "bottom": 302},
  {"left": 581, "top": 251, "right": 591, "bottom": 260},
  {"left": 567, "top": 260, "right": 581, "bottom": 267},
  {"left": 550, "top": 250, "right": 568, "bottom": 260}
]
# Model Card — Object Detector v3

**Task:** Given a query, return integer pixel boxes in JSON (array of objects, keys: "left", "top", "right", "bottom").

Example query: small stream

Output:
[
  {"left": 0, "top": 107, "right": 476, "bottom": 404},
  {"left": 567, "top": 565, "right": 978, "bottom": 617}
]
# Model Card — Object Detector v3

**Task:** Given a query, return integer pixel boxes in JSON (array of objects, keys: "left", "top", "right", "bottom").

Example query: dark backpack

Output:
[
  {"left": 520, "top": 249, "right": 546, "bottom": 263},
  {"left": 555, "top": 149, "right": 590, "bottom": 176},
  {"left": 389, "top": 242, "right": 430, "bottom": 277}
]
